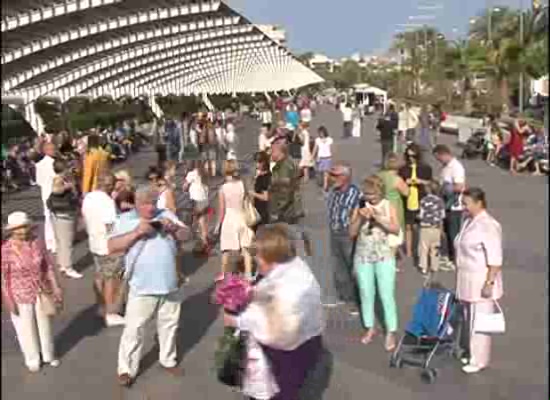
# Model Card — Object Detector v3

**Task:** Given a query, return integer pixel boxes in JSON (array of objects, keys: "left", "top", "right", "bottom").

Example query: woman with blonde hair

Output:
[
  {"left": 350, "top": 175, "right": 400, "bottom": 351},
  {"left": 217, "top": 160, "right": 254, "bottom": 277},
  {"left": 223, "top": 223, "right": 324, "bottom": 399},
  {"left": 378, "top": 152, "right": 408, "bottom": 232}
]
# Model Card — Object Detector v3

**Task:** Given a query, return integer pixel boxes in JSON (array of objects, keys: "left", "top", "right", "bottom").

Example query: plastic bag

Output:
[{"left": 242, "top": 336, "right": 280, "bottom": 400}]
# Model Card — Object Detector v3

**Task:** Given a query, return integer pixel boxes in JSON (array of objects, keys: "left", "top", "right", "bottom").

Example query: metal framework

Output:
[{"left": 1, "top": 0, "right": 323, "bottom": 109}]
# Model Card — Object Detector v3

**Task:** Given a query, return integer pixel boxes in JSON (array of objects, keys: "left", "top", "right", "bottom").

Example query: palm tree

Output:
[{"left": 442, "top": 39, "right": 488, "bottom": 113}]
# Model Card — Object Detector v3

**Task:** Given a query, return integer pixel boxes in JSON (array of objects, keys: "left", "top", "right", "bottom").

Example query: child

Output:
[
  {"left": 418, "top": 180, "right": 445, "bottom": 275},
  {"left": 183, "top": 160, "right": 210, "bottom": 255}
]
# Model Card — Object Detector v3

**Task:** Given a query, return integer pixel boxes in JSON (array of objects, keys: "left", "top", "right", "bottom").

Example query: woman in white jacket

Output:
[{"left": 224, "top": 224, "right": 324, "bottom": 400}]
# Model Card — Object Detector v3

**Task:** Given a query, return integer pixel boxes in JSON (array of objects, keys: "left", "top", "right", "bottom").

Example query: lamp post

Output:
[{"left": 519, "top": 0, "right": 525, "bottom": 114}]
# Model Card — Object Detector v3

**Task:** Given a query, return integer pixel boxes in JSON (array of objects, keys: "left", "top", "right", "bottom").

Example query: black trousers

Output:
[{"left": 443, "top": 210, "right": 463, "bottom": 262}]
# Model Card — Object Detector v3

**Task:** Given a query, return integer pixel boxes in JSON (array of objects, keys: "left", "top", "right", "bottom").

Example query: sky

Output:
[{"left": 227, "top": 0, "right": 526, "bottom": 57}]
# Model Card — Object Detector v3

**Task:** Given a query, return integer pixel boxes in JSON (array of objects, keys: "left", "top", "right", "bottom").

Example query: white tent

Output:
[{"left": 352, "top": 84, "right": 388, "bottom": 113}]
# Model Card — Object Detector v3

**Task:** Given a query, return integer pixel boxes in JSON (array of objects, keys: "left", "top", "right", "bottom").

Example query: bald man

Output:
[{"left": 35, "top": 142, "right": 57, "bottom": 252}]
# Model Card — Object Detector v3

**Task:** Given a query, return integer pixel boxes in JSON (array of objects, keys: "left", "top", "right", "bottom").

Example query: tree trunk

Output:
[{"left": 499, "top": 78, "right": 511, "bottom": 115}]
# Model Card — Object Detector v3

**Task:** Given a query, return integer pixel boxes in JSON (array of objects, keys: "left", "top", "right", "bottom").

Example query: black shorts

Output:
[{"left": 405, "top": 209, "right": 419, "bottom": 225}]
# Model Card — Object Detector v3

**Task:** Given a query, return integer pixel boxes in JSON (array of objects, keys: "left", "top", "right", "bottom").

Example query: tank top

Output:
[{"left": 355, "top": 199, "right": 393, "bottom": 263}]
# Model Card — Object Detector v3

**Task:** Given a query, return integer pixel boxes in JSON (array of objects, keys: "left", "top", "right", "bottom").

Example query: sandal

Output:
[
  {"left": 384, "top": 333, "right": 397, "bottom": 352},
  {"left": 360, "top": 329, "right": 378, "bottom": 345}
]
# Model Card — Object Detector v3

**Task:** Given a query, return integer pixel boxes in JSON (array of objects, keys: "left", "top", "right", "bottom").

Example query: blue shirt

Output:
[
  {"left": 286, "top": 111, "right": 300, "bottom": 129},
  {"left": 327, "top": 184, "right": 360, "bottom": 233},
  {"left": 110, "top": 209, "right": 181, "bottom": 296}
]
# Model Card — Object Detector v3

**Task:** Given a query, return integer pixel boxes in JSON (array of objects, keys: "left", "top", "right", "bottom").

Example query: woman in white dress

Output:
[
  {"left": 298, "top": 123, "right": 313, "bottom": 183},
  {"left": 217, "top": 160, "right": 254, "bottom": 277}
]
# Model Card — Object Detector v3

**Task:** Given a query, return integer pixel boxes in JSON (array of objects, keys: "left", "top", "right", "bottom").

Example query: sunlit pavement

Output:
[{"left": 2, "top": 106, "right": 547, "bottom": 399}]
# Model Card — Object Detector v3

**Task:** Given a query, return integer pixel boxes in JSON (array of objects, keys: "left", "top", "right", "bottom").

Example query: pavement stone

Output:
[{"left": 1, "top": 106, "right": 547, "bottom": 400}]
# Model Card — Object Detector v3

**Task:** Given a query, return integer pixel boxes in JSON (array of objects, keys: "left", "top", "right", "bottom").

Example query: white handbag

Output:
[
  {"left": 473, "top": 300, "right": 506, "bottom": 334},
  {"left": 242, "top": 336, "right": 280, "bottom": 400}
]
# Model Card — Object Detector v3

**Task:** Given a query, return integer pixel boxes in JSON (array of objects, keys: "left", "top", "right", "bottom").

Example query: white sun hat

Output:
[{"left": 5, "top": 211, "right": 32, "bottom": 231}]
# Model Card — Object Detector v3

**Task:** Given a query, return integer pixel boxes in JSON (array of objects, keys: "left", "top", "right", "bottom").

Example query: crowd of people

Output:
[{"left": 1, "top": 95, "right": 511, "bottom": 399}]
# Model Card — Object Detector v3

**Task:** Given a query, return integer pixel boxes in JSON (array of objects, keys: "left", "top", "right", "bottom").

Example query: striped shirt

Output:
[{"left": 327, "top": 184, "right": 361, "bottom": 232}]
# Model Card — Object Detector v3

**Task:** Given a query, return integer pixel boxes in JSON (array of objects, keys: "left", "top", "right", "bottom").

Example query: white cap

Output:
[{"left": 5, "top": 211, "right": 31, "bottom": 231}]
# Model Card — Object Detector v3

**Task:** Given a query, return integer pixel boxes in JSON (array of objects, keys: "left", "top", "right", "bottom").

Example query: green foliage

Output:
[{"left": 155, "top": 95, "right": 201, "bottom": 117}]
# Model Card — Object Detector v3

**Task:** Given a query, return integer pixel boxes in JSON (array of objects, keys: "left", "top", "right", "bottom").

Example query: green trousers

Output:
[{"left": 355, "top": 257, "right": 398, "bottom": 332}]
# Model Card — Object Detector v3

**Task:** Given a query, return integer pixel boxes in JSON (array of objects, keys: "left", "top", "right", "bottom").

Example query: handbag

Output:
[
  {"left": 242, "top": 335, "right": 280, "bottom": 400},
  {"left": 38, "top": 291, "right": 58, "bottom": 316},
  {"left": 384, "top": 201, "right": 404, "bottom": 248},
  {"left": 473, "top": 300, "right": 506, "bottom": 334},
  {"left": 241, "top": 181, "right": 261, "bottom": 227},
  {"left": 215, "top": 327, "right": 246, "bottom": 387}
]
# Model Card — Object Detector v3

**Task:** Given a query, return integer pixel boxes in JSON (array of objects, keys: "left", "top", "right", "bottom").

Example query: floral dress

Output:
[{"left": 354, "top": 199, "right": 393, "bottom": 265}]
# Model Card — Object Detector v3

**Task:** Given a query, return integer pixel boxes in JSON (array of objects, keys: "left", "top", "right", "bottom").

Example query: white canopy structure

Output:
[
  {"left": 352, "top": 84, "right": 388, "bottom": 113},
  {"left": 1, "top": 0, "right": 324, "bottom": 130}
]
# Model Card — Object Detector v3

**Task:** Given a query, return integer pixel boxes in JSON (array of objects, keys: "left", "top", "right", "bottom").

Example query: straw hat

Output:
[{"left": 4, "top": 212, "right": 32, "bottom": 232}]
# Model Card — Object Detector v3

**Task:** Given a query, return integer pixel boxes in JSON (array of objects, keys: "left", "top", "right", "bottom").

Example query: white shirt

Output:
[
  {"left": 300, "top": 108, "right": 312, "bottom": 123},
  {"left": 342, "top": 107, "right": 353, "bottom": 122},
  {"left": 35, "top": 155, "right": 56, "bottom": 202},
  {"left": 189, "top": 128, "right": 198, "bottom": 146},
  {"left": 82, "top": 191, "right": 117, "bottom": 256},
  {"left": 260, "top": 110, "right": 273, "bottom": 125},
  {"left": 225, "top": 123, "right": 236, "bottom": 144},
  {"left": 215, "top": 127, "right": 225, "bottom": 145},
  {"left": 185, "top": 169, "right": 208, "bottom": 201},
  {"left": 440, "top": 157, "right": 466, "bottom": 211},
  {"left": 315, "top": 137, "right": 333, "bottom": 159},
  {"left": 237, "top": 257, "right": 324, "bottom": 351}
]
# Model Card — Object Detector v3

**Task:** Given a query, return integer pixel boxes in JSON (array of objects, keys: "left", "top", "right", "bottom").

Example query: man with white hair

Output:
[
  {"left": 108, "top": 184, "right": 189, "bottom": 387},
  {"left": 35, "top": 142, "right": 57, "bottom": 253},
  {"left": 326, "top": 163, "right": 361, "bottom": 313}
]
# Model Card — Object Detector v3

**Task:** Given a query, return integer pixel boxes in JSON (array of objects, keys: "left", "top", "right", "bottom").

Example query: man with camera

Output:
[{"left": 108, "top": 185, "right": 189, "bottom": 387}]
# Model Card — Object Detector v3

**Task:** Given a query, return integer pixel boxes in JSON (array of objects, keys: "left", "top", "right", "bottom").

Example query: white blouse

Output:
[{"left": 237, "top": 257, "right": 324, "bottom": 351}]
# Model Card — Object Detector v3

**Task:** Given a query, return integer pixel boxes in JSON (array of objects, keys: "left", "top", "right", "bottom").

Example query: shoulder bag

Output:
[
  {"left": 384, "top": 201, "right": 404, "bottom": 248},
  {"left": 241, "top": 180, "right": 261, "bottom": 227},
  {"left": 114, "top": 239, "right": 148, "bottom": 308}
]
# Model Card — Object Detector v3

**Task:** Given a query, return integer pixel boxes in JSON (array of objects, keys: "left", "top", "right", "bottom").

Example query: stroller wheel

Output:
[
  {"left": 389, "top": 353, "right": 402, "bottom": 368},
  {"left": 421, "top": 368, "right": 437, "bottom": 384}
]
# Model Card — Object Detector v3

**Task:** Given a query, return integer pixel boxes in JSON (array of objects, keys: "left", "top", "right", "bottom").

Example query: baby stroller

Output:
[
  {"left": 389, "top": 284, "right": 463, "bottom": 384},
  {"left": 461, "top": 129, "right": 487, "bottom": 160}
]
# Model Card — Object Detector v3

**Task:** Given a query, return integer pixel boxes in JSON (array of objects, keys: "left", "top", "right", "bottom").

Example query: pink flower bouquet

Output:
[{"left": 214, "top": 273, "right": 253, "bottom": 314}]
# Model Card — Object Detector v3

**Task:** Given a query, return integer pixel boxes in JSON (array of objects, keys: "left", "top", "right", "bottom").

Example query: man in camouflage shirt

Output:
[{"left": 269, "top": 140, "right": 310, "bottom": 255}]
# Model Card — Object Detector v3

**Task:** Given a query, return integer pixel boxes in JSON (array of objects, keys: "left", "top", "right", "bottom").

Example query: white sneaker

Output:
[
  {"left": 460, "top": 357, "right": 469, "bottom": 365},
  {"left": 105, "top": 314, "right": 126, "bottom": 327},
  {"left": 64, "top": 268, "right": 83, "bottom": 279},
  {"left": 48, "top": 360, "right": 61, "bottom": 368},
  {"left": 27, "top": 364, "right": 41, "bottom": 373},
  {"left": 462, "top": 364, "right": 485, "bottom": 374}
]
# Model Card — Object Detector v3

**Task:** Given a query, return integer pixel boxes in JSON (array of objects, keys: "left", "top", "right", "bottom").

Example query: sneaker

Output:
[
  {"left": 462, "top": 364, "right": 485, "bottom": 374},
  {"left": 27, "top": 364, "right": 41, "bottom": 373},
  {"left": 460, "top": 357, "right": 469, "bottom": 365},
  {"left": 63, "top": 268, "right": 83, "bottom": 279},
  {"left": 105, "top": 314, "right": 126, "bottom": 327},
  {"left": 48, "top": 360, "right": 61, "bottom": 368},
  {"left": 347, "top": 306, "right": 360, "bottom": 317}
]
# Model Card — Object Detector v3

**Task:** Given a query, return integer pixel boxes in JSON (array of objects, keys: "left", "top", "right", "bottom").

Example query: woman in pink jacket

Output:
[{"left": 455, "top": 187, "right": 503, "bottom": 374}]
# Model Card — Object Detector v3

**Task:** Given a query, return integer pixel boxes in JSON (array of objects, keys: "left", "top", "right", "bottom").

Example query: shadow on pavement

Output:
[
  {"left": 300, "top": 345, "right": 334, "bottom": 400},
  {"left": 55, "top": 304, "right": 104, "bottom": 358}
]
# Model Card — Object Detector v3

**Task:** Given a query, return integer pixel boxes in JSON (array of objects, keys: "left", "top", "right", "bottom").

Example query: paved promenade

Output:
[{"left": 2, "top": 106, "right": 547, "bottom": 399}]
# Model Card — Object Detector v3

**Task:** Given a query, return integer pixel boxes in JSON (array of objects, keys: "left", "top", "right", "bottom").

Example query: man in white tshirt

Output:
[
  {"left": 433, "top": 144, "right": 466, "bottom": 271},
  {"left": 35, "top": 143, "right": 57, "bottom": 253},
  {"left": 341, "top": 103, "right": 353, "bottom": 139},
  {"left": 82, "top": 172, "right": 125, "bottom": 327}
]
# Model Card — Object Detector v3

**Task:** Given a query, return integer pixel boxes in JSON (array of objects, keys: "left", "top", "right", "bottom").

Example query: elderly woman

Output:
[
  {"left": 349, "top": 175, "right": 401, "bottom": 351},
  {"left": 224, "top": 224, "right": 324, "bottom": 400},
  {"left": 455, "top": 188, "right": 503, "bottom": 374},
  {"left": 1, "top": 212, "right": 63, "bottom": 372}
]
